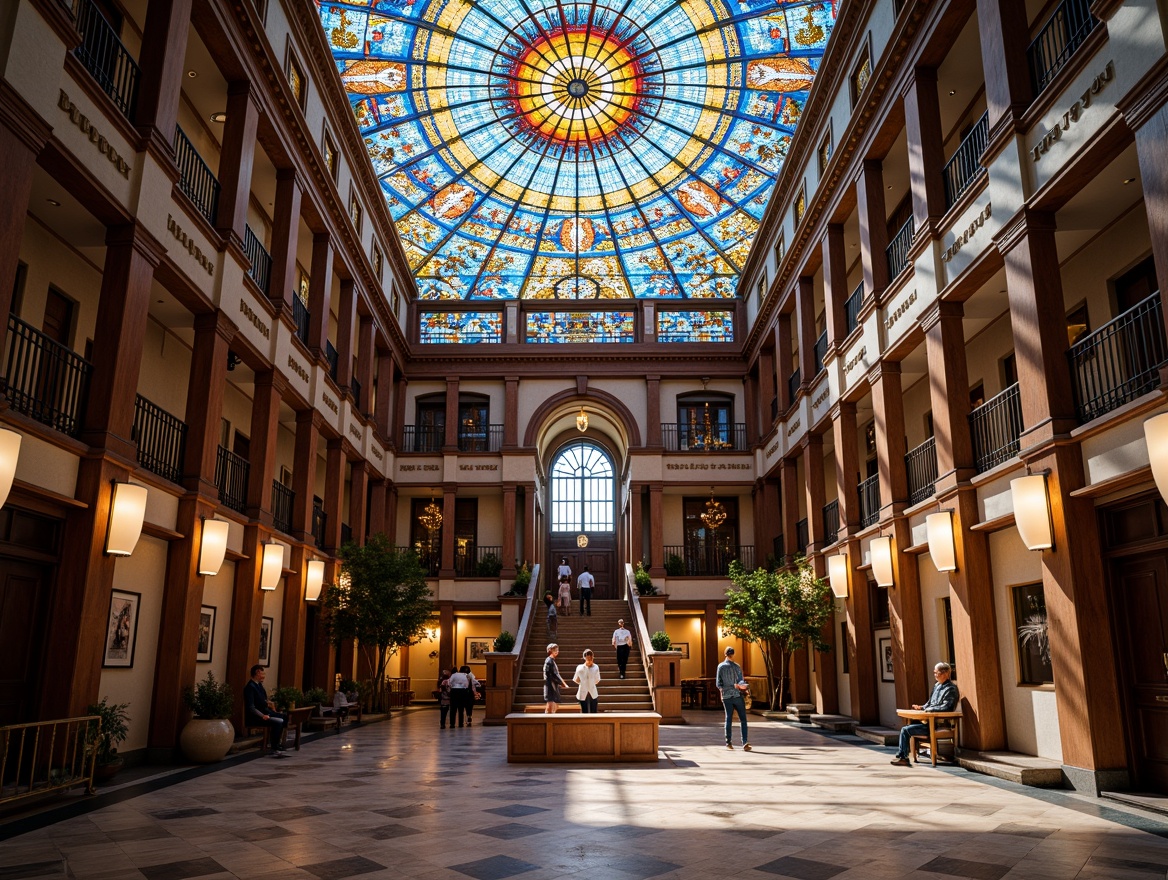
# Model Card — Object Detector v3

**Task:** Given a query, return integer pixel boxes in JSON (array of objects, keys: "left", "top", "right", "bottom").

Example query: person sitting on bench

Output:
[
  {"left": 244, "top": 665, "right": 287, "bottom": 757},
  {"left": 890, "top": 661, "right": 959, "bottom": 766}
]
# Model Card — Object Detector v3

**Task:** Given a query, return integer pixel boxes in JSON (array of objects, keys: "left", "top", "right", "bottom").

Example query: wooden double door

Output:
[{"left": 548, "top": 532, "right": 616, "bottom": 600}]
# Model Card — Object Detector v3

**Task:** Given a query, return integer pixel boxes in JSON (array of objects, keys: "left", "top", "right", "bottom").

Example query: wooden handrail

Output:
[{"left": 508, "top": 563, "right": 540, "bottom": 710}]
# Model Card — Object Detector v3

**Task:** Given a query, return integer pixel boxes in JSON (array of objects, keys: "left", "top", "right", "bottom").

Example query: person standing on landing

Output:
[
  {"left": 611, "top": 618, "right": 632, "bottom": 679},
  {"left": 543, "top": 643, "right": 567, "bottom": 713},
  {"left": 716, "top": 646, "right": 751, "bottom": 751},
  {"left": 577, "top": 565, "right": 594, "bottom": 616},
  {"left": 556, "top": 557, "right": 572, "bottom": 583},
  {"left": 557, "top": 575, "right": 572, "bottom": 616},
  {"left": 573, "top": 649, "right": 601, "bottom": 713}
]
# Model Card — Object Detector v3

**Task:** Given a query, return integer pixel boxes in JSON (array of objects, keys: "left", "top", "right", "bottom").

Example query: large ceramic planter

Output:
[{"left": 179, "top": 718, "right": 234, "bottom": 763}]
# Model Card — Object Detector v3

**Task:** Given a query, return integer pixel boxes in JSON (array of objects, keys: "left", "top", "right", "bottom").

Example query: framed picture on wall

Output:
[
  {"left": 258, "top": 617, "right": 274, "bottom": 667},
  {"left": 674, "top": 642, "right": 690, "bottom": 660},
  {"left": 878, "top": 636, "right": 894, "bottom": 682},
  {"left": 466, "top": 638, "right": 492, "bottom": 663},
  {"left": 197, "top": 605, "right": 216, "bottom": 662},
  {"left": 103, "top": 589, "right": 141, "bottom": 668}
]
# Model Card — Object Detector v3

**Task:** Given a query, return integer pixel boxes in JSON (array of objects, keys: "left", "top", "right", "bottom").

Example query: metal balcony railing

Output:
[
  {"left": 1069, "top": 291, "right": 1166, "bottom": 424},
  {"left": 214, "top": 445, "right": 249, "bottom": 513},
  {"left": 795, "top": 518, "right": 809, "bottom": 555},
  {"left": 271, "top": 480, "right": 294, "bottom": 535},
  {"left": 292, "top": 297, "right": 310, "bottom": 346},
  {"left": 662, "top": 544, "right": 755, "bottom": 577},
  {"left": 132, "top": 394, "right": 186, "bottom": 484},
  {"left": 1, "top": 314, "right": 92, "bottom": 437},
  {"left": 73, "top": 0, "right": 139, "bottom": 119},
  {"left": 174, "top": 126, "right": 220, "bottom": 227},
  {"left": 905, "top": 436, "right": 938, "bottom": 507},
  {"left": 1028, "top": 0, "right": 1097, "bottom": 96},
  {"left": 454, "top": 544, "right": 504, "bottom": 577},
  {"left": 661, "top": 422, "right": 747, "bottom": 452},
  {"left": 943, "top": 111, "right": 989, "bottom": 208},
  {"left": 822, "top": 499, "right": 839, "bottom": 545},
  {"left": 325, "top": 341, "right": 339, "bottom": 383},
  {"left": 858, "top": 474, "right": 881, "bottom": 528},
  {"left": 886, "top": 216, "right": 915, "bottom": 280},
  {"left": 787, "top": 368, "right": 801, "bottom": 404},
  {"left": 458, "top": 424, "right": 503, "bottom": 452},
  {"left": 969, "top": 383, "right": 1023, "bottom": 473},
  {"left": 845, "top": 282, "right": 865, "bottom": 336},
  {"left": 813, "top": 331, "right": 828, "bottom": 375},
  {"left": 404, "top": 425, "right": 444, "bottom": 453},
  {"left": 311, "top": 499, "right": 327, "bottom": 549},
  {"left": 243, "top": 224, "right": 272, "bottom": 294}
]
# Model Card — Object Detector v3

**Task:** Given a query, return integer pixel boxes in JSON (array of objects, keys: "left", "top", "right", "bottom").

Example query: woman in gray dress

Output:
[{"left": 543, "top": 643, "right": 566, "bottom": 713}]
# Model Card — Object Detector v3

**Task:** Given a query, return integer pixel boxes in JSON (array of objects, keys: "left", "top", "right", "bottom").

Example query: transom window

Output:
[{"left": 551, "top": 442, "right": 614, "bottom": 533}]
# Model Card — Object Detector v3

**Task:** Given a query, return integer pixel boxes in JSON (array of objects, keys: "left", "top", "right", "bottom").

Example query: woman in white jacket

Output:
[{"left": 573, "top": 649, "right": 601, "bottom": 713}]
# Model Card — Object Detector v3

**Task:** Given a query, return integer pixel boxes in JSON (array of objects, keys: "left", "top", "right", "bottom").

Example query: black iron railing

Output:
[
  {"left": 662, "top": 422, "right": 747, "bottom": 452},
  {"left": 404, "top": 425, "right": 444, "bottom": 453},
  {"left": 311, "top": 499, "right": 327, "bottom": 549},
  {"left": 886, "top": 216, "right": 915, "bottom": 280},
  {"left": 1070, "top": 291, "right": 1166, "bottom": 423},
  {"left": 458, "top": 424, "right": 503, "bottom": 452},
  {"left": 787, "top": 368, "right": 801, "bottom": 403},
  {"left": 350, "top": 378, "right": 362, "bottom": 413},
  {"left": 969, "top": 383, "right": 1023, "bottom": 473},
  {"left": 271, "top": 480, "right": 294, "bottom": 535},
  {"left": 845, "top": 282, "right": 865, "bottom": 335},
  {"left": 173, "top": 126, "right": 220, "bottom": 226},
  {"left": 1028, "top": 0, "right": 1097, "bottom": 96},
  {"left": 325, "top": 341, "right": 339, "bottom": 383},
  {"left": 858, "top": 474, "right": 881, "bottom": 528},
  {"left": 132, "top": 394, "right": 185, "bottom": 484},
  {"left": 1, "top": 314, "right": 92, "bottom": 437},
  {"left": 292, "top": 297, "right": 310, "bottom": 346},
  {"left": 662, "top": 544, "right": 755, "bottom": 577},
  {"left": 73, "top": 0, "right": 139, "bottom": 119},
  {"left": 455, "top": 544, "right": 502, "bottom": 577},
  {"left": 214, "top": 445, "right": 249, "bottom": 513},
  {"left": 905, "top": 436, "right": 938, "bottom": 507},
  {"left": 795, "top": 518, "right": 809, "bottom": 555},
  {"left": 943, "top": 111, "right": 989, "bottom": 208},
  {"left": 813, "top": 331, "right": 828, "bottom": 375},
  {"left": 243, "top": 224, "right": 271, "bottom": 294},
  {"left": 822, "top": 499, "right": 839, "bottom": 545}
]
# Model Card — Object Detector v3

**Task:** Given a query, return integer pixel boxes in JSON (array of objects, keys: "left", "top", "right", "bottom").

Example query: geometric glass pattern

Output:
[
  {"left": 551, "top": 441, "right": 614, "bottom": 532},
  {"left": 526, "top": 311, "right": 635, "bottom": 343},
  {"left": 320, "top": 1, "right": 836, "bottom": 305},
  {"left": 419, "top": 311, "right": 503, "bottom": 343},
  {"left": 657, "top": 309, "right": 734, "bottom": 342}
]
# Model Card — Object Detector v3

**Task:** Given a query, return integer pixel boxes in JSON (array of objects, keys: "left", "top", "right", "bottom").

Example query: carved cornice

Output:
[{"left": 1116, "top": 53, "right": 1168, "bottom": 132}]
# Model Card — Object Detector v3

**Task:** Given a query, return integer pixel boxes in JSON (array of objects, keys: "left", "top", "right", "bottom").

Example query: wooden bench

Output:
[
  {"left": 246, "top": 705, "right": 323, "bottom": 751},
  {"left": 505, "top": 712, "right": 660, "bottom": 763},
  {"left": 314, "top": 701, "right": 362, "bottom": 731}
]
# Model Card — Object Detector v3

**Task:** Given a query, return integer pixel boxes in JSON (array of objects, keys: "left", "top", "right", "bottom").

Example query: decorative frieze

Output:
[
  {"left": 166, "top": 215, "right": 214, "bottom": 275},
  {"left": 1031, "top": 60, "right": 1115, "bottom": 163},
  {"left": 322, "top": 392, "right": 339, "bottom": 415},
  {"left": 287, "top": 356, "right": 309, "bottom": 384},
  {"left": 239, "top": 299, "right": 270, "bottom": 339},
  {"left": 884, "top": 290, "right": 918, "bottom": 331},
  {"left": 58, "top": 90, "right": 131, "bottom": 177},
  {"left": 844, "top": 346, "right": 867, "bottom": 375},
  {"left": 941, "top": 203, "right": 992, "bottom": 263}
]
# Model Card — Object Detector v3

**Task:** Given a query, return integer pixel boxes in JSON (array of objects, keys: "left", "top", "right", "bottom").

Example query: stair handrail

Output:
[
  {"left": 625, "top": 563, "right": 656, "bottom": 706},
  {"left": 508, "top": 562, "right": 540, "bottom": 710}
]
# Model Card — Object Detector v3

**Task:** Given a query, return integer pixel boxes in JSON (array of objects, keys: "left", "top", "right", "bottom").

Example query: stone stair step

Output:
[
  {"left": 854, "top": 726, "right": 900, "bottom": 746},
  {"left": 811, "top": 714, "right": 858, "bottom": 733},
  {"left": 956, "top": 750, "right": 1064, "bottom": 787}
]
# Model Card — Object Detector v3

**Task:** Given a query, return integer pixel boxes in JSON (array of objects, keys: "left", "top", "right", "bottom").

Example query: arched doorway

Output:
[{"left": 547, "top": 440, "right": 617, "bottom": 599}]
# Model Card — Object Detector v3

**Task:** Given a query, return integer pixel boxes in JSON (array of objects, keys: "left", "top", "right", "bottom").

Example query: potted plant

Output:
[
  {"left": 302, "top": 687, "right": 328, "bottom": 710},
  {"left": 86, "top": 697, "right": 130, "bottom": 780},
  {"left": 650, "top": 631, "right": 672, "bottom": 651},
  {"left": 271, "top": 686, "right": 303, "bottom": 712},
  {"left": 509, "top": 563, "right": 531, "bottom": 596},
  {"left": 665, "top": 554, "right": 685, "bottom": 577},
  {"left": 493, "top": 630, "right": 516, "bottom": 652},
  {"left": 634, "top": 561, "right": 657, "bottom": 596},
  {"left": 477, "top": 552, "right": 503, "bottom": 577},
  {"left": 180, "top": 671, "right": 234, "bottom": 764}
]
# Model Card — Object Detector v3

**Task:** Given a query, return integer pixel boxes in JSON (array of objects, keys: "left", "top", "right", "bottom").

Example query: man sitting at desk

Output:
[{"left": 890, "top": 661, "right": 958, "bottom": 766}]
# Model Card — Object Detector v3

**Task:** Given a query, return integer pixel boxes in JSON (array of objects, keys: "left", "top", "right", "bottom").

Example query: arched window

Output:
[{"left": 551, "top": 442, "right": 614, "bottom": 533}]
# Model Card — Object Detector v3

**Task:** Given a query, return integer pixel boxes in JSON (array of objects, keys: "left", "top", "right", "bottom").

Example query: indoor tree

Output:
[
  {"left": 320, "top": 534, "right": 433, "bottom": 712},
  {"left": 721, "top": 559, "right": 833, "bottom": 710}
]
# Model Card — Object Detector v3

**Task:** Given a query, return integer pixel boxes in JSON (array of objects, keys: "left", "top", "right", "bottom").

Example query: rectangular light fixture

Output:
[
  {"left": 925, "top": 511, "right": 957, "bottom": 572},
  {"left": 260, "top": 542, "right": 284, "bottom": 591},
  {"left": 198, "top": 518, "right": 230, "bottom": 576},
  {"left": 1144, "top": 412, "right": 1168, "bottom": 506},
  {"left": 305, "top": 559, "right": 325, "bottom": 601},
  {"left": 1011, "top": 473, "right": 1053, "bottom": 551},
  {"left": 870, "top": 535, "right": 894, "bottom": 587},
  {"left": 827, "top": 553, "right": 849, "bottom": 598},
  {"left": 0, "top": 427, "right": 21, "bottom": 509},
  {"left": 105, "top": 482, "right": 148, "bottom": 557}
]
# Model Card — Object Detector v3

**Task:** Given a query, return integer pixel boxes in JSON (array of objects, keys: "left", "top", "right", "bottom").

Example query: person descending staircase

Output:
[{"left": 513, "top": 599, "right": 654, "bottom": 711}]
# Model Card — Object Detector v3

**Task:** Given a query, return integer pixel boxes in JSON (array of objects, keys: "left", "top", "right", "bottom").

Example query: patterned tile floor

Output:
[{"left": 1, "top": 710, "right": 1166, "bottom": 879}]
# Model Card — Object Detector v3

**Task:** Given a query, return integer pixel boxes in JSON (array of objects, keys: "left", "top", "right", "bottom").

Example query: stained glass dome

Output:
[{"left": 319, "top": 0, "right": 836, "bottom": 300}]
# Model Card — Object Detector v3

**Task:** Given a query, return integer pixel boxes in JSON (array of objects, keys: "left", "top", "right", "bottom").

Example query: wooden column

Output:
[
  {"left": 502, "top": 484, "right": 518, "bottom": 578},
  {"left": 822, "top": 224, "right": 849, "bottom": 348},
  {"left": 356, "top": 318, "right": 375, "bottom": 415},
  {"left": 856, "top": 160, "right": 890, "bottom": 301},
  {"left": 245, "top": 371, "right": 285, "bottom": 525},
  {"left": 214, "top": 81, "right": 260, "bottom": 246},
  {"left": 758, "top": 351, "right": 776, "bottom": 429},
  {"left": 0, "top": 109, "right": 47, "bottom": 360},
  {"left": 523, "top": 484, "right": 535, "bottom": 568},
  {"left": 134, "top": 0, "right": 193, "bottom": 153},
  {"left": 307, "top": 233, "right": 333, "bottom": 359},
  {"left": 631, "top": 486, "right": 644, "bottom": 569},
  {"left": 646, "top": 376, "right": 661, "bottom": 447},
  {"left": 803, "top": 433, "right": 826, "bottom": 555},
  {"left": 349, "top": 461, "right": 369, "bottom": 545},
  {"left": 375, "top": 352, "right": 394, "bottom": 439},
  {"left": 796, "top": 276, "right": 817, "bottom": 389},
  {"left": 923, "top": 302, "right": 1006, "bottom": 751},
  {"left": 904, "top": 67, "right": 947, "bottom": 236},
  {"left": 291, "top": 410, "right": 320, "bottom": 544},
  {"left": 393, "top": 375, "right": 408, "bottom": 450},
  {"left": 1129, "top": 100, "right": 1168, "bottom": 361},
  {"left": 703, "top": 602, "right": 719, "bottom": 678},
  {"left": 779, "top": 456, "right": 799, "bottom": 562},
  {"left": 323, "top": 438, "right": 344, "bottom": 552},
  {"left": 842, "top": 535, "right": 877, "bottom": 723},
  {"left": 225, "top": 523, "right": 273, "bottom": 733},
  {"left": 777, "top": 315, "right": 794, "bottom": 411},
  {"left": 268, "top": 170, "right": 302, "bottom": 312},
  {"left": 368, "top": 478, "right": 387, "bottom": 537},
  {"left": 181, "top": 312, "right": 236, "bottom": 494},
  {"left": 503, "top": 377, "right": 519, "bottom": 448},
  {"left": 386, "top": 483, "right": 399, "bottom": 545},
  {"left": 648, "top": 484, "right": 664, "bottom": 576},
  {"left": 744, "top": 372, "right": 759, "bottom": 443},
  {"left": 976, "top": 0, "right": 1032, "bottom": 139},
  {"left": 444, "top": 377, "right": 460, "bottom": 450},
  {"left": 279, "top": 543, "right": 310, "bottom": 688},
  {"left": 832, "top": 402, "right": 860, "bottom": 535},
  {"left": 334, "top": 280, "right": 356, "bottom": 388},
  {"left": 439, "top": 602, "right": 455, "bottom": 674}
]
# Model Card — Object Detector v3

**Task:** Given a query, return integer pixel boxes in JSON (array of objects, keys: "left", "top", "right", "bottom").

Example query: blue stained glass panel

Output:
[
  {"left": 419, "top": 311, "right": 503, "bottom": 343},
  {"left": 526, "top": 312, "right": 636, "bottom": 344},
  {"left": 658, "top": 310, "right": 736, "bottom": 343}
]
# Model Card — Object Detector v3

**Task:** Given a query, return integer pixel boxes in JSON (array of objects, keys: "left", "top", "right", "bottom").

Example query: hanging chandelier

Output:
[
  {"left": 576, "top": 406, "right": 589, "bottom": 432},
  {"left": 701, "top": 490, "right": 727, "bottom": 532},
  {"left": 691, "top": 401, "right": 731, "bottom": 450},
  {"left": 419, "top": 497, "right": 443, "bottom": 533}
]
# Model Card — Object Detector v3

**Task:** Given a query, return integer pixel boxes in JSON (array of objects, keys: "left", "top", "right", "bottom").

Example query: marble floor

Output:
[{"left": 1, "top": 709, "right": 1166, "bottom": 880}]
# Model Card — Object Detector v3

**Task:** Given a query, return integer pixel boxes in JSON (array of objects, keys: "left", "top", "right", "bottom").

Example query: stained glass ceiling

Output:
[{"left": 319, "top": 0, "right": 836, "bottom": 300}]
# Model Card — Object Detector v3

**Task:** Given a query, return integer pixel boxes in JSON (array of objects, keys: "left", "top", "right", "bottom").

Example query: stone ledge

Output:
[
  {"left": 811, "top": 714, "right": 858, "bottom": 733},
  {"left": 957, "top": 750, "right": 1064, "bottom": 788},
  {"left": 854, "top": 726, "right": 900, "bottom": 746}
]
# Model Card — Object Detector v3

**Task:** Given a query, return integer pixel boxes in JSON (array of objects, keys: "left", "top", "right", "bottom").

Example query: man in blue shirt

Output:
[
  {"left": 715, "top": 646, "right": 751, "bottom": 751},
  {"left": 890, "top": 661, "right": 959, "bottom": 765}
]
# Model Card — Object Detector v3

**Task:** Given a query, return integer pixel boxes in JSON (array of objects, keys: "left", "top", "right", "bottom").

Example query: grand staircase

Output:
[{"left": 513, "top": 599, "right": 653, "bottom": 711}]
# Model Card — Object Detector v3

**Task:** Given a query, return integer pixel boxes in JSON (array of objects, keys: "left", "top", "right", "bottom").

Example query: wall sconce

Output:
[
  {"left": 576, "top": 406, "right": 588, "bottom": 432},
  {"left": 925, "top": 511, "right": 957, "bottom": 572},
  {"left": 1144, "top": 413, "right": 1168, "bottom": 506},
  {"left": 304, "top": 559, "right": 325, "bottom": 601},
  {"left": 0, "top": 428, "right": 21, "bottom": 509},
  {"left": 827, "top": 553, "right": 849, "bottom": 598},
  {"left": 1011, "top": 472, "right": 1053, "bottom": 550},
  {"left": 197, "top": 518, "right": 230, "bottom": 576},
  {"left": 870, "top": 535, "right": 894, "bottom": 587},
  {"left": 105, "top": 482, "right": 148, "bottom": 557},
  {"left": 260, "top": 542, "right": 284, "bottom": 591}
]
